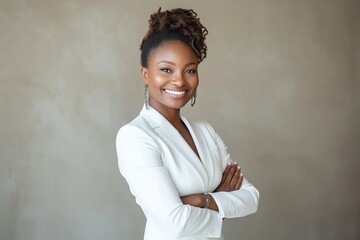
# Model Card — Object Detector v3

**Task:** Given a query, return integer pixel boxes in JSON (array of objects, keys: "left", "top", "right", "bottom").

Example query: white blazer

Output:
[{"left": 116, "top": 105, "right": 259, "bottom": 240}]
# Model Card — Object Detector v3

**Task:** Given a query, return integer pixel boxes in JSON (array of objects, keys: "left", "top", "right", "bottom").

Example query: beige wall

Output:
[{"left": 1, "top": 0, "right": 359, "bottom": 239}]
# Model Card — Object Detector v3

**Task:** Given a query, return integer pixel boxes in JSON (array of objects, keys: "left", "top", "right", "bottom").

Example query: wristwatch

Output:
[{"left": 204, "top": 193, "right": 211, "bottom": 208}]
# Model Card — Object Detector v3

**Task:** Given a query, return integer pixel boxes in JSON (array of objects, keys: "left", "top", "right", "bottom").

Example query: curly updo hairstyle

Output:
[{"left": 140, "top": 8, "right": 208, "bottom": 67}]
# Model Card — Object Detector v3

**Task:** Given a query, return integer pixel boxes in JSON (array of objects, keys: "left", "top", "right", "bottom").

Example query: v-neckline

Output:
[{"left": 179, "top": 115, "right": 203, "bottom": 163}]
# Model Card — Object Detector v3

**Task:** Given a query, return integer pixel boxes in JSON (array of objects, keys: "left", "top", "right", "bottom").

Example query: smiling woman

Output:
[
  {"left": 142, "top": 41, "right": 199, "bottom": 118},
  {"left": 116, "top": 7, "right": 259, "bottom": 240}
]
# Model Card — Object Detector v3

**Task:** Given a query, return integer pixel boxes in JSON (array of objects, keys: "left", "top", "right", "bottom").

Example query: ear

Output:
[{"left": 141, "top": 67, "right": 149, "bottom": 84}]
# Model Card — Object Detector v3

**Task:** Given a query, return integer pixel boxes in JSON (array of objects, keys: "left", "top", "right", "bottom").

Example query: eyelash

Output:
[
  {"left": 160, "top": 68, "right": 197, "bottom": 74},
  {"left": 186, "top": 69, "right": 196, "bottom": 74},
  {"left": 160, "top": 68, "right": 171, "bottom": 73}
]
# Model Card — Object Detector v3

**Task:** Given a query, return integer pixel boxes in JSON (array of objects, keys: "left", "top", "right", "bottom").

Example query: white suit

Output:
[{"left": 116, "top": 105, "right": 259, "bottom": 240}]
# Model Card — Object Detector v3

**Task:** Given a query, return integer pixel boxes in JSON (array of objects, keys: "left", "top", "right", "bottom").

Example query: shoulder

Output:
[
  {"left": 116, "top": 115, "right": 156, "bottom": 144},
  {"left": 192, "top": 120, "right": 217, "bottom": 136}
]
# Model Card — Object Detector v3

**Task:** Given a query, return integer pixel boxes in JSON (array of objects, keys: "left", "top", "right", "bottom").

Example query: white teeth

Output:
[{"left": 165, "top": 89, "right": 186, "bottom": 95}]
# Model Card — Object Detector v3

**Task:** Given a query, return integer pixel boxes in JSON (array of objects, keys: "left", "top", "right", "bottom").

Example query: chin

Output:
[{"left": 166, "top": 102, "right": 188, "bottom": 110}]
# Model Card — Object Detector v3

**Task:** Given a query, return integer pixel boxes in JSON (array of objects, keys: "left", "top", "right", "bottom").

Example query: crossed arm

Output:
[{"left": 180, "top": 162, "right": 243, "bottom": 211}]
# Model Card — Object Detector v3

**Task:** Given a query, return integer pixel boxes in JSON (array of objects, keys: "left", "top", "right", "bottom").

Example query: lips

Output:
[{"left": 164, "top": 89, "right": 187, "bottom": 96}]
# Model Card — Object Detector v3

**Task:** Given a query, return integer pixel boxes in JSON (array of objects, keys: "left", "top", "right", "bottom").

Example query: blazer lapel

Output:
[{"left": 140, "top": 105, "right": 209, "bottom": 189}]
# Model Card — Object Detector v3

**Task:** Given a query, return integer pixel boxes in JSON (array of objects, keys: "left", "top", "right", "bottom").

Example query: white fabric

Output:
[{"left": 116, "top": 105, "right": 259, "bottom": 240}]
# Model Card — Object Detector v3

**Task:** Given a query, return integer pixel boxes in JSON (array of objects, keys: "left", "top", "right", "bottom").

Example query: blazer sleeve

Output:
[
  {"left": 203, "top": 122, "right": 260, "bottom": 219},
  {"left": 116, "top": 125, "right": 223, "bottom": 238}
]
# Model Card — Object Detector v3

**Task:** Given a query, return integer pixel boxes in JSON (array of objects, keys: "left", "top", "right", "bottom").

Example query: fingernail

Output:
[
  {"left": 240, "top": 173, "right": 243, "bottom": 177},
  {"left": 237, "top": 165, "right": 240, "bottom": 169},
  {"left": 227, "top": 162, "right": 231, "bottom": 165}
]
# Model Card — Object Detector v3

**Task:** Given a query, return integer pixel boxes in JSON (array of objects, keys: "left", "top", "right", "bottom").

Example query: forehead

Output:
[{"left": 148, "top": 40, "right": 198, "bottom": 64}]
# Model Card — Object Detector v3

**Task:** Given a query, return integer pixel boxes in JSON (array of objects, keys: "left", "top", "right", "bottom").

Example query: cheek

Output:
[
  {"left": 192, "top": 75, "right": 200, "bottom": 88},
  {"left": 148, "top": 71, "right": 165, "bottom": 85},
  {"left": 147, "top": 73, "right": 166, "bottom": 94}
]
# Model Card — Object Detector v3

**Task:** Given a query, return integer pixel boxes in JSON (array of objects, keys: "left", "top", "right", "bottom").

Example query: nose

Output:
[{"left": 171, "top": 72, "right": 185, "bottom": 86}]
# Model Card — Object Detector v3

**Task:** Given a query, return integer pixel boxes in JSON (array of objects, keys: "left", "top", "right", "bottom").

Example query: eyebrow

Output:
[{"left": 157, "top": 60, "right": 197, "bottom": 67}]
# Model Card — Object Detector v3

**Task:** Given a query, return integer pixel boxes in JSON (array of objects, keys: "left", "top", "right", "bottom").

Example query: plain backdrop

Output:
[{"left": 1, "top": 0, "right": 359, "bottom": 239}]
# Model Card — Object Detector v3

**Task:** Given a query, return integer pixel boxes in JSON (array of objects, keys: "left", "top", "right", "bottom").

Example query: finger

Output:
[
  {"left": 235, "top": 173, "right": 243, "bottom": 189},
  {"left": 229, "top": 166, "right": 241, "bottom": 188},
  {"left": 224, "top": 164, "right": 237, "bottom": 183},
  {"left": 223, "top": 163, "right": 232, "bottom": 177},
  {"left": 228, "top": 163, "right": 239, "bottom": 178},
  {"left": 220, "top": 163, "right": 232, "bottom": 183},
  {"left": 222, "top": 163, "right": 234, "bottom": 182}
]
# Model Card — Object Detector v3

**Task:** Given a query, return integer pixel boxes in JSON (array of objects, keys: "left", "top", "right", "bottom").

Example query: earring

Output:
[
  {"left": 144, "top": 84, "right": 150, "bottom": 109},
  {"left": 191, "top": 91, "right": 197, "bottom": 107}
]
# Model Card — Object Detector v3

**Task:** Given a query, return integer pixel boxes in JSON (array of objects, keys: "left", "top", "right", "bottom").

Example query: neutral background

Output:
[{"left": 1, "top": 0, "right": 359, "bottom": 239}]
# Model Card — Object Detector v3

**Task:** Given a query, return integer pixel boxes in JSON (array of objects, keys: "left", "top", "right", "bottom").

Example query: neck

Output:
[
  {"left": 149, "top": 101, "right": 183, "bottom": 128},
  {"left": 156, "top": 106, "right": 182, "bottom": 126}
]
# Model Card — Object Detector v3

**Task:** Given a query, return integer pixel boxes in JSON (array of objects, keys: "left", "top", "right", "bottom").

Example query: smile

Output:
[{"left": 164, "top": 89, "right": 187, "bottom": 96}]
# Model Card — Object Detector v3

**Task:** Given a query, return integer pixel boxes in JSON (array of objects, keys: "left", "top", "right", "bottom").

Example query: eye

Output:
[
  {"left": 160, "top": 68, "right": 171, "bottom": 73},
  {"left": 185, "top": 69, "right": 197, "bottom": 74}
]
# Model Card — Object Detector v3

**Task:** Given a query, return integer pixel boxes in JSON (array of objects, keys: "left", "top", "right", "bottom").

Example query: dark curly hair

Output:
[{"left": 140, "top": 8, "right": 208, "bottom": 67}]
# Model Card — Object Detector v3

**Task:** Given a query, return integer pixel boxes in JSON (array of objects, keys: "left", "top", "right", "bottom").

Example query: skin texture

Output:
[{"left": 141, "top": 40, "right": 243, "bottom": 211}]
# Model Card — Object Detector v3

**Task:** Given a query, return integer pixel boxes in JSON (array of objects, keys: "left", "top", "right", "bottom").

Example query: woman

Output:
[{"left": 116, "top": 8, "right": 259, "bottom": 240}]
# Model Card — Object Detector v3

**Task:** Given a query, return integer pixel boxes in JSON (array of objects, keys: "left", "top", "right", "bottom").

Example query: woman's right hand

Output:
[{"left": 214, "top": 162, "right": 243, "bottom": 192}]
